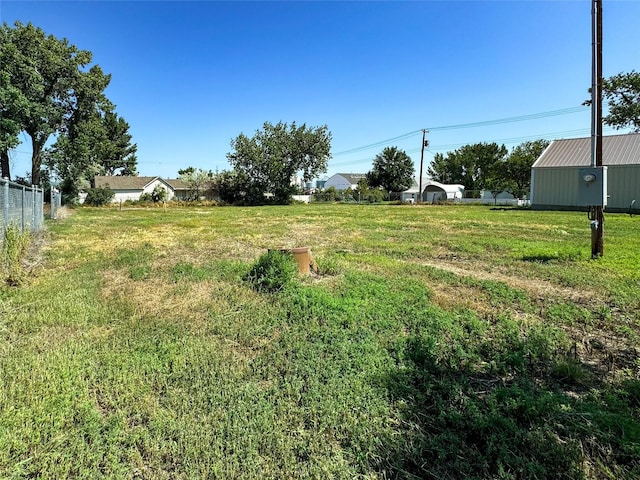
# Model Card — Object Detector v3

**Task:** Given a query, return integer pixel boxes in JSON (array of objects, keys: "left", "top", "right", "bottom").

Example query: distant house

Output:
[
  {"left": 93, "top": 176, "right": 176, "bottom": 202},
  {"left": 166, "top": 178, "right": 219, "bottom": 201},
  {"left": 531, "top": 133, "right": 640, "bottom": 212},
  {"left": 324, "top": 173, "right": 367, "bottom": 191},
  {"left": 164, "top": 178, "right": 191, "bottom": 201},
  {"left": 400, "top": 178, "right": 465, "bottom": 203}
]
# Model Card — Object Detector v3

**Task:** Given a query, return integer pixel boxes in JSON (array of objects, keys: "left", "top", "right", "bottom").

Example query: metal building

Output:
[{"left": 530, "top": 133, "right": 640, "bottom": 212}]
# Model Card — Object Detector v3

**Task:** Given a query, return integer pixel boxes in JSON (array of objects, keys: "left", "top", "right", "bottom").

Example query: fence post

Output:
[
  {"left": 32, "top": 185, "right": 37, "bottom": 231},
  {"left": 22, "top": 185, "right": 26, "bottom": 233},
  {"left": 3, "top": 178, "right": 8, "bottom": 233}
]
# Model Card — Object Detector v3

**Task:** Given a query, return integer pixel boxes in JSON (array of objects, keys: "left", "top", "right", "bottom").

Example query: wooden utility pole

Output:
[
  {"left": 418, "top": 129, "right": 428, "bottom": 203},
  {"left": 590, "top": 0, "right": 604, "bottom": 257}
]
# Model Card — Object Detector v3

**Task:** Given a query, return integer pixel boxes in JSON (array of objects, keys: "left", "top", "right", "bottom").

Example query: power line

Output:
[
  {"left": 426, "top": 106, "right": 587, "bottom": 132},
  {"left": 328, "top": 124, "right": 616, "bottom": 169},
  {"left": 333, "top": 130, "right": 423, "bottom": 156},
  {"left": 331, "top": 106, "right": 588, "bottom": 157}
]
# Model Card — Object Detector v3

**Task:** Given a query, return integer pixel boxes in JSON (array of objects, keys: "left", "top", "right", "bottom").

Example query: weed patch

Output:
[
  {"left": 244, "top": 250, "right": 298, "bottom": 293},
  {"left": 1, "top": 225, "right": 31, "bottom": 286}
]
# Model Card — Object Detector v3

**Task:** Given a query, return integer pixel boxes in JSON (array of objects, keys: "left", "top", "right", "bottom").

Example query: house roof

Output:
[
  {"left": 532, "top": 133, "right": 640, "bottom": 168},
  {"left": 94, "top": 175, "right": 160, "bottom": 190},
  {"left": 164, "top": 178, "right": 189, "bottom": 190}
]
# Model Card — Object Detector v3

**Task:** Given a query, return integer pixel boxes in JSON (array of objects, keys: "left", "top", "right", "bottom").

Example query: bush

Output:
[
  {"left": 139, "top": 185, "right": 168, "bottom": 203},
  {"left": 84, "top": 186, "right": 115, "bottom": 206},
  {"left": 151, "top": 185, "right": 168, "bottom": 202},
  {"left": 244, "top": 250, "right": 298, "bottom": 293}
]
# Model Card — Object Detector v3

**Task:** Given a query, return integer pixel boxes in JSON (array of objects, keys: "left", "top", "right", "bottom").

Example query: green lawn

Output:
[{"left": 1, "top": 203, "right": 639, "bottom": 479}]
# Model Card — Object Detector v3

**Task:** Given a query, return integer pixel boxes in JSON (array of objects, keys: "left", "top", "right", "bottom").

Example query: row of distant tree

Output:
[
  {"left": 2, "top": 21, "right": 638, "bottom": 205},
  {"left": 329, "top": 140, "right": 549, "bottom": 202},
  {"left": 175, "top": 137, "right": 549, "bottom": 204}
]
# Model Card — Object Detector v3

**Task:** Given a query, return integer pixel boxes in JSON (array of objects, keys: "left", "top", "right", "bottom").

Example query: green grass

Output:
[{"left": 1, "top": 204, "right": 639, "bottom": 478}]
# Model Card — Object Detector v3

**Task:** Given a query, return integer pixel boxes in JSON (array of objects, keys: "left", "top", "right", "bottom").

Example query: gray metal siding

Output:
[
  {"left": 608, "top": 166, "right": 640, "bottom": 210},
  {"left": 531, "top": 167, "right": 579, "bottom": 206},
  {"left": 532, "top": 165, "right": 640, "bottom": 211}
]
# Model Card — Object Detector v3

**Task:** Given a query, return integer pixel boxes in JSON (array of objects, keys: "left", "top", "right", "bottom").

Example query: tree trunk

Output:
[
  {"left": 0, "top": 149, "right": 10, "bottom": 180},
  {"left": 31, "top": 135, "right": 45, "bottom": 186}
]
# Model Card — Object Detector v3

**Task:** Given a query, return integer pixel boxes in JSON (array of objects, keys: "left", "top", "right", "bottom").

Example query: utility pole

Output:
[
  {"left": 418, "top": 129, "right": 428, "bottom": 203},
  {"left": 590, "top": 0, "right": 604, "bottom": 257}
]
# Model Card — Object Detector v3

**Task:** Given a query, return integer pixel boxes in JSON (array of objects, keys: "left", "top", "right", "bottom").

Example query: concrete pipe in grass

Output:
[{"left": 269, "top": 247, "right": 313, "bottom": 275}]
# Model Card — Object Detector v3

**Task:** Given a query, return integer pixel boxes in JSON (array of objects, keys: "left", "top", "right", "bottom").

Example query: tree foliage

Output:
[
  {"left": 497, "top": 139, "right": 549, "bottom": 198},
  {"left": 178, "top": 167, "right": 214, "bottom": 201},
  {"left": 84, "top": 185, "right": 115, "bottom": 206},
  {"left": 366, "top": 146, "right": 415, "bottom": 194},
  {"left": 227, "top": 121, "right": 331, "bottom": 204},
  {"left": 0, "top": 46, "right": 28, "bottom": 179},
  {"left": 46, "top": 110, "right": 138, "bottom": 199},
  {"left": 213, "top": 170, "right": 250, "bottom": 205},
  {"left": 601, "top": 71, "right": 640, "bottom": 132},
  {"left": 427, "top": 142, "right": 508, "bottom": 193},
  {"left": 1, "top": 21, "right": 136, "bottom": 191}
]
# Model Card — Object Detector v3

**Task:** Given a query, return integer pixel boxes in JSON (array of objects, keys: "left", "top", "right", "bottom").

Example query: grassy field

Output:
[{"left": 1, "top": 203, "right": 639, "bottom": 479}]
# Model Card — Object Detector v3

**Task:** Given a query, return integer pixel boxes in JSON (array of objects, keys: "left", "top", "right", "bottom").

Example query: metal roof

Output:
[
  {"left": 532, "top": 133, "right": 640, "bottom": 168},
  {"left": 336, "top": 173, "right": 367, "bottom": 184}
]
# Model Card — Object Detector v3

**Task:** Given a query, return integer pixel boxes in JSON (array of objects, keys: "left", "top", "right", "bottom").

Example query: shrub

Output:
[
  {"left": 84, "top": 186, "right": 115, "bottom": 206},
  {"left": 244, "top": 250, "right": 298, "bottom": 293},
  {"left": 151, "top": 185, "right": 168, "bottom": 202}
]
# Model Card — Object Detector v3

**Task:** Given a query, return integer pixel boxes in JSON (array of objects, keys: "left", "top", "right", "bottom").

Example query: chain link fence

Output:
[
  {"left": 1, "top": 177, "right": 45, "bottom": 240},
  {"left": 50, "top": 188, "right": 62, "bottom": 220}
]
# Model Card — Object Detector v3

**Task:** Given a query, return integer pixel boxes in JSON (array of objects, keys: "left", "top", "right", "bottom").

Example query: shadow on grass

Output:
[
  {"left": 521, "top": 254, "right": 558, "bottom": 263},
  {"left": 521, "top": 251, "right": 582, "bottom": 263},
  {"left": 376, "top": 337, "right": 640, "bottom": 479}
]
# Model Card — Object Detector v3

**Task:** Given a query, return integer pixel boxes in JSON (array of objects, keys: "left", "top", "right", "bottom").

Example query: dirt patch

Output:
[
  {"left": 419, "top": 258, "right": 638, "bottom": 381},
  {"left": 52, "top": 206, "right": 74, "bottom": 220},
  {"left": 420, "top": 259, "right": 596, "bottom": 304}
]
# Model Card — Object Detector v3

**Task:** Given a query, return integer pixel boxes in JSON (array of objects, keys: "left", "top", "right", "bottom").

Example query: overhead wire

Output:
[
  {"left": 331, "top": 106, "right": 589, "bottom": 158},
  {"left": 328, "top": 106, "right": 594, "bottom": 170}
]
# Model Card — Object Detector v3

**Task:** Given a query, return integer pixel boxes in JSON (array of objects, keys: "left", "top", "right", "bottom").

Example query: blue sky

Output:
[{"left": 2, "top": 0, "right": 639, "bottom": 181}]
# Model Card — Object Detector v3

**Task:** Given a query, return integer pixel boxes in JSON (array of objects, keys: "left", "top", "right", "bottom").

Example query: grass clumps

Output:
[
  {"left": 3, "top": 205, "right": 640, "bottom": 479},
  {"left": 1, "top": 225, "right": 31, "bottom": 286},
  {"left": 244, "top": 250, "right": 298, "bottom": 293}
]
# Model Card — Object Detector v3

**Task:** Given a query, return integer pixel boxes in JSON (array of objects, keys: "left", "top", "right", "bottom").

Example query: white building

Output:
[
  {"left": 400, "top": 178, "right": 465, "bottom": 203},
  {"left": 324, "top": 173, "right": 367, "bottom": 191}
]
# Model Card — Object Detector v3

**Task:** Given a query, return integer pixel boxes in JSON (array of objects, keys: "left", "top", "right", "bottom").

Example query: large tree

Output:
[
  {"left": 601, "top": 71, "right": 640, "bottom": 132},
  {"left": 0, "top": 27, "right": 30, "bottom": 179},
  {"left": 45, "top": 109, "right": 138, "bottom": 199},
  {"left": 499, "top": 139, "right": 549, "bottom": 198},
  {"left": 0, "top": 71, "right": 24, "bottom": 179},
  {"left": 366, "top": 146, "right": 414, "bottom": 196},
  {"left": 427, "top": 142, "right": 508, "bottom": 193},
  {"left": 227, "top": 121, "right": 331, "bottom": 204},
  {"left": 1, "top": 22, "right": 114, "bottom": 185}
]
